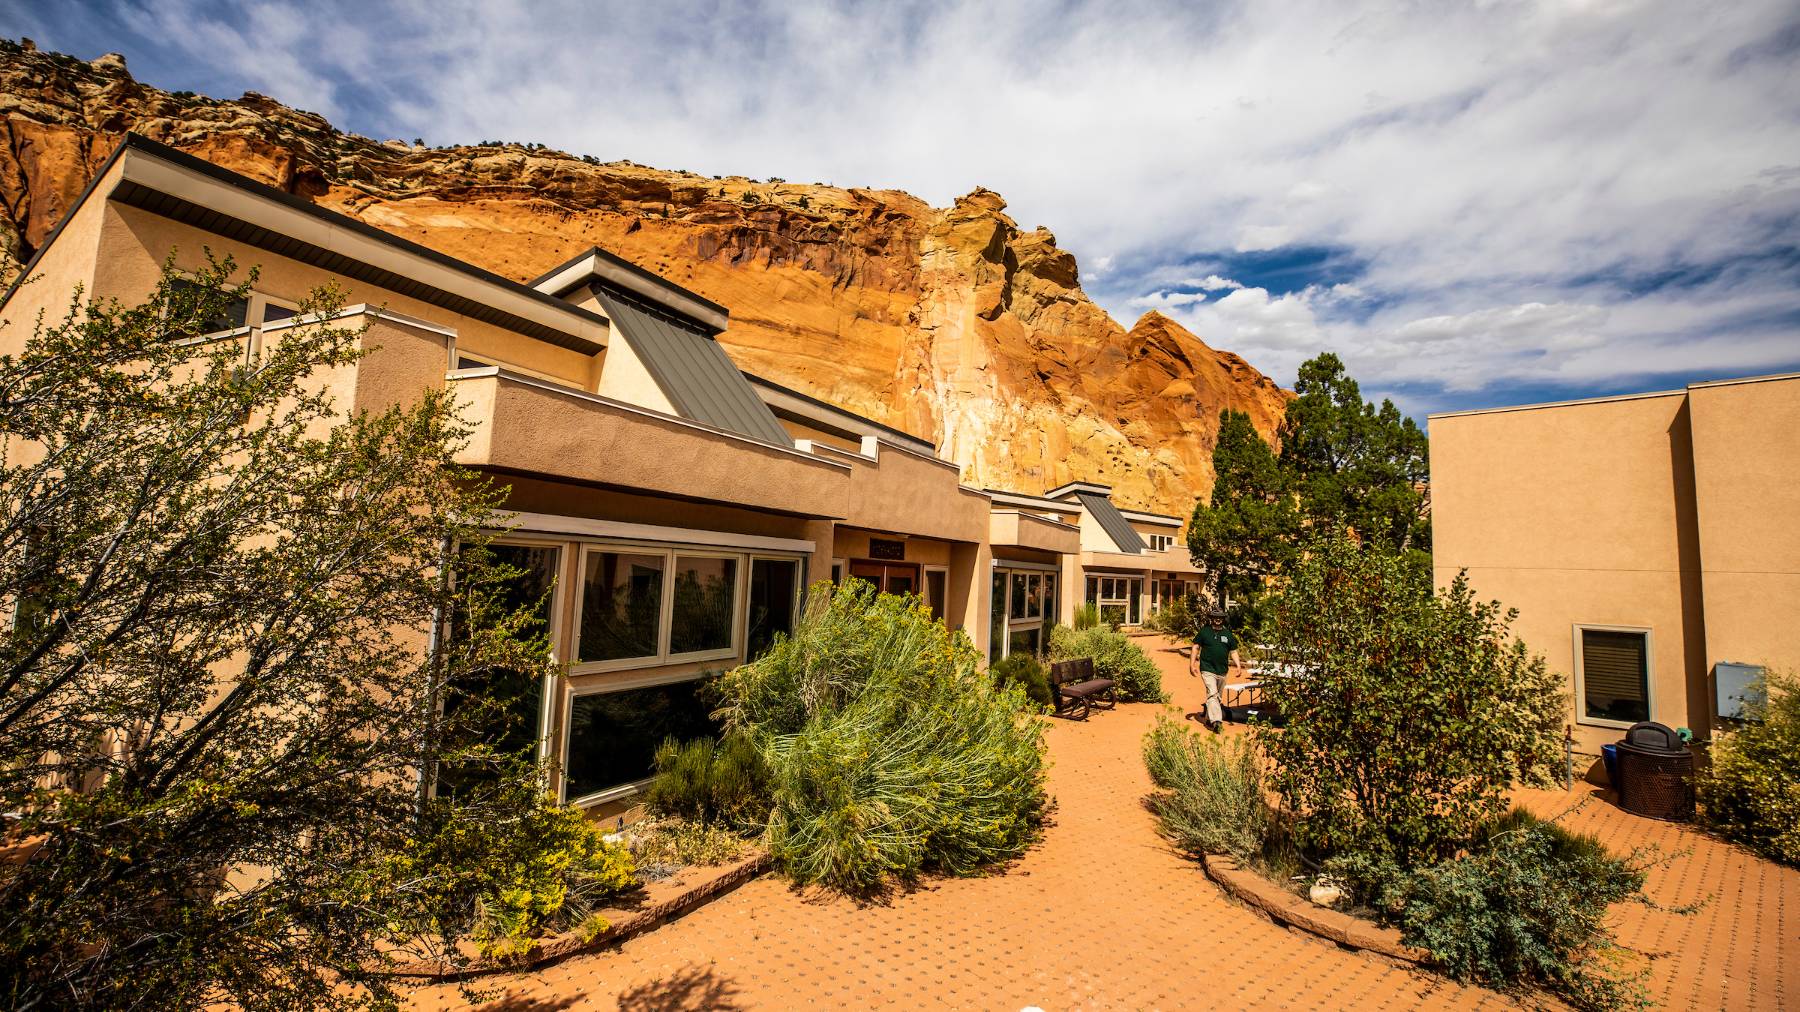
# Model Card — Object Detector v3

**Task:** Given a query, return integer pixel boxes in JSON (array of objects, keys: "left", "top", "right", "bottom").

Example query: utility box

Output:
[{"left": 1714, "top": 662, "right": 1766, "bottom": 721}]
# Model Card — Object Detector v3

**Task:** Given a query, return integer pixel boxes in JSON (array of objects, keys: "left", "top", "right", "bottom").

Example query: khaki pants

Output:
[{"left": 1202, "top": 668, "right": 1226, "bottom": 725}]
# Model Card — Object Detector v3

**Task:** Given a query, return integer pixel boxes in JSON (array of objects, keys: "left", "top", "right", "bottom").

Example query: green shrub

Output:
[
  {"left": 1700, "top": 669, "right": 1800, "bottom": 865},
  {"left": 1144, "top": 593, "right": 1203, "bottom": 642},
  {"left": 716, "top": 580, "right": 1047, "bottom": 894},
  {"left": 644, "top": 733, "right": 769, "bottom": 828},
  {"left": 1259, "top": 530, "right": 1565, "bottom": 865},
  {"left": 1331, "top": 809, "right": 1653, "bottom": 1012},
  {"left": 1142, "top": 715, "right": 1268, "bottom": 861},
  {"left": 991, "top": 651, "right": 1052, "bottom": 710},
  {"left": 1049, "top": 624, "right": 1167, "bottom": 702},
  {"left": 1072, "top": 602, "right": 1100, "bottom": 630}
]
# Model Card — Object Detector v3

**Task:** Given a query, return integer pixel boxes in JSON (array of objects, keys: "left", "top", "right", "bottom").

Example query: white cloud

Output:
[
  {"left": 28, "top": 0, "right": 1800, "bottom": 408},
  {"left": 1233, "top": 225, "right": 1294, "bottom": 253},
  {"left": 1183, "top": 275, "right": 1244, "bottom": 292},
  {"left": 1127, "top": 290, "right": 1209, "bottom": 310}
]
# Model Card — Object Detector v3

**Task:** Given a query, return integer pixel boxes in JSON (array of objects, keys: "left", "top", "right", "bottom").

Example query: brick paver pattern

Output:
[{"left": 409, "top": 637, "right": 1798, "bottom": 1010}]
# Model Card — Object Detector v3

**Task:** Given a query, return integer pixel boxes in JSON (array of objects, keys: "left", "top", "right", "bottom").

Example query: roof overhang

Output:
[
  {"left": 532, "top": 246, "right": 729, "bottom": 332},
  {"left": 749, "top": 374, "right": 937, "bottom": 455},
  {"left": 101, "top": 136, "right": 609, "bottom": 355},
  {"left": 1043, "top": 480, "right": 1113, "bottom": 499}
]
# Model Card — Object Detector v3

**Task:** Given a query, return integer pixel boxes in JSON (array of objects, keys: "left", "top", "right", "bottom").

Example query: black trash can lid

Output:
[{"left": 1620, "top": 720, "right": 1685, "bottom": 755}]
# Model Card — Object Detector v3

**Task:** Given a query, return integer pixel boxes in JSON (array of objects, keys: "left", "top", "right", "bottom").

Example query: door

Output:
[{"left": 849, "top": 560, "right": 921, "bottom": 595}]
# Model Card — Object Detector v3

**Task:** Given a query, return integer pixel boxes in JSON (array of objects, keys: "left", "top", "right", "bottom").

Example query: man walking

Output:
[{"left": 1187, "top": 607, "right": 1239, "bottom": 732}]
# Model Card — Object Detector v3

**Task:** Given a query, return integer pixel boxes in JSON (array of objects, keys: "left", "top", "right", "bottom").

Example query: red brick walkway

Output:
[{"left": 408, "top": 637, "right": 1796, "bottom": 1010}]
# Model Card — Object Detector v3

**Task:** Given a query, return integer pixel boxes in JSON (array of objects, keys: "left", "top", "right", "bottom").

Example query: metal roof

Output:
[
  {"left": 591, "top": 284, "right": 793, "bottom": 446},
  {"left": 1074, "top": 491, "right": 1148, "bottom": 553}
]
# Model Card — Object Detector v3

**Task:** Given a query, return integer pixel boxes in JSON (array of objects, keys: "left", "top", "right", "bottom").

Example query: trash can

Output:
[
  {"left": 1614, "top": 721, "right": 1695, "bottom": 821},
  {"left": 1601, "top": 743, "right": 1619, "bottom": 789}
]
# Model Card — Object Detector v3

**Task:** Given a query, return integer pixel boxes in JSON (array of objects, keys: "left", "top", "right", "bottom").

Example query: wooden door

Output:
[{"left": 848, "top": 560, "right": 921, "bottom": 595}]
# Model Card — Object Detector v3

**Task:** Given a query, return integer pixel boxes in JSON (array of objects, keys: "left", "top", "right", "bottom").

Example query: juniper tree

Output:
[
  {"left": 1277, "top": 352, "right": 1431, "bottom": 559},
  {"left": 1187, "top": 408, "right": 1297, "bottom": 610},
  {"left": 0, "top": 256, "right": 580, "bottom": 1010}
]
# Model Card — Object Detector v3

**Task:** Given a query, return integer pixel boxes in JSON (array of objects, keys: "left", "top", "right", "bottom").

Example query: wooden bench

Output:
[{"left": 1048, "top": 657, "right": 1116, "bottom": 719}]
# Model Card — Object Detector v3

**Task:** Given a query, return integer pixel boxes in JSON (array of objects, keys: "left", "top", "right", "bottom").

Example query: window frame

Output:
[
  {"left": 665, "top": 549, "right": 746, "bottom": 665},
  {"left": 571, "top": 543, "right": 671, "bottom": 672},
  {"left": 429, "top": 536, "right": 567, "bottom": 801},
  {"left": 745, "top": 553, "right": 803, "bottom": 660},
  {"left": 923, "top": 564, "right": 950, "bottom": 623},
  {"left": 558, "top": 669, "right": 713, "bottom": 806},
  {"left": 1572, "top": 623, "right": 1654, "bottom": 730}
]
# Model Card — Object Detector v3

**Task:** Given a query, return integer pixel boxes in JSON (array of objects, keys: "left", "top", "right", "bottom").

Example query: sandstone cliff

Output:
[{"left": 0, "top": 40, "right": 1289, "bottom": 517}]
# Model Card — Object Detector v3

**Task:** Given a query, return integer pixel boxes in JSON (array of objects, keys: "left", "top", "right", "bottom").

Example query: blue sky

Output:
[{"left": 8, "top": 0, "right": 1800, "bottom": 419}]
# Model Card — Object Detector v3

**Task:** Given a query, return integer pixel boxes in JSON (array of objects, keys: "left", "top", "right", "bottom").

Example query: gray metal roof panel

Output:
[
  {"left": 1075, "top": 491, "right": 1148, "bottom": 553},
  {"left": 593, "top": 286, "right": 792, "bottom": 446}
]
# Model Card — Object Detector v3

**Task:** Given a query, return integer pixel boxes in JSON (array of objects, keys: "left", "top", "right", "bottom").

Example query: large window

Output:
[
  {"left": 1087, "top": 575, "right": 1141, "bottom": 627},
  {"left": 563, "top": 680, "right": 719, "bottom": 801},
  {"left": 168, "top": 278, "right": 298, "bottom": 339},
  {"left": 993, "top": 567, "right": 1054, "bottom": 661},
  {"left": 578, "top": 550, "right": 665, "bottom": 663},
  {"left": 669, "top": 554, "right": 737, "bottom": 658},
  {"left": 439, "top": 542, "right": 560, "bottom": 796},
  {"left": 746, "top": 557, "right": 800, "bottom": 659},
  {"left": 1578, "top": 627, "right": 1651, "bottom": 726}
]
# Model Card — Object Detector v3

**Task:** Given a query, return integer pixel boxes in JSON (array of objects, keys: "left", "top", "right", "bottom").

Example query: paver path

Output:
[{"left": 410, "top": 636, "right": 1796, "bottom": 1010}]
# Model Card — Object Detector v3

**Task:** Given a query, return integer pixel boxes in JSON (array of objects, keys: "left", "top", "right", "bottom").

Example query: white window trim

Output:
[{"left": 1572, "top": 623, "right": 1655, "bottom": 731}]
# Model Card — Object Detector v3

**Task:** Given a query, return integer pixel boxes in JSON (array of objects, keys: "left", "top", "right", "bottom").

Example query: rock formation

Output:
[{"left": 0, "top": 39, "right": 1289, "bottom": 517}]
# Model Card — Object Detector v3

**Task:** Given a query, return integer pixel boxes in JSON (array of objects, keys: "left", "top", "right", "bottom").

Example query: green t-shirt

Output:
[{"left": 1195, "top": 626, "right": 1237, "bottom": 674}]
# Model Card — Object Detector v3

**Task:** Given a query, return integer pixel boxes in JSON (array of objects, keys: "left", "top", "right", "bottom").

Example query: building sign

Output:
[{"left": 868, "top": 538, "right": 906, "bottom": 561}]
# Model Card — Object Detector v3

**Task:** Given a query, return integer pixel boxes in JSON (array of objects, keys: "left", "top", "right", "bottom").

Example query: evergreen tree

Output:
[
  {"left": 1187, "top": 409, "right": 1298, "bottom": 608},
  {"left": 1277, "top": 352, "right": 1431, "bottom": 557}
]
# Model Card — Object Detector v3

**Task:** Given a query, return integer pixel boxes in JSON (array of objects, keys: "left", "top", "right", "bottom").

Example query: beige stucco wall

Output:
[
  {"left": 0, "top": 161, "right": 118, "bottom": 352},
  {"left": 989, "top": 511, "right": 1082, "bottom": 556},
  {"left": 804, "top": 441, "right": 991, "bottom": 545},
  {"left": 1431, "top": 392, "right": 1706, "bottom": 754},
  {"left": 1686, "top": 375, "right": 1800, "bottom": 682},
  {"left": 92, "top": 204, "right": 598, "bottom": 386},
  {"left": 452, "top": 371, "right": 851, "bottom": 520}
]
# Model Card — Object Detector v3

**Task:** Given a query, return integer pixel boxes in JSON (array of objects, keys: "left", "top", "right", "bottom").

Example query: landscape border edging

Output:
[
  {"left": 382, "top": 851, "right": 773, "bottom": 982},
  {"left": 1199, "top": 853, "right": 1431, "bottom": 966}
]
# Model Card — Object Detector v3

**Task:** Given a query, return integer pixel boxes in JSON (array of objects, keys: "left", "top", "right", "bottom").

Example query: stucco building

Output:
[
  {"left": 1430, "top": 373, "right": 1800, "bottom": 757},
  {"left": 1, "top": 135, "right": 1208, "bottom": 814}
]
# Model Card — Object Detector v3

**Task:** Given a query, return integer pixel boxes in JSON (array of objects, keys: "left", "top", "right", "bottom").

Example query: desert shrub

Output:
[
  {"left": 1050, "top": 624, "right": 1167, "bottom": 702},
  {"left": 644, "top": 733, "right": 769, "bottom": 828},
  {"left": 1072, "top": 602, "right": 1100, "bottom": 630},
  {"left": 630, "top": 818, "right": 751, "bottom": 869},
  {"left": 1331, "top": 808, "right": 1654, "bottom": 1012},
  {"left": 1142, "top": 715, "right": 1268, "bottom": 861},
  {"left": 1700, "top": 669, "right": 1800, "bottom": 865},
  {"left": 1259, "top": 530, "right": 1565, "bottom": 865},
  {"left": 715, "top": 580, "right": 1047, "bottom": 894},
  {"left": 991, "top": 651, "right": 1052, "bottom": 710}
]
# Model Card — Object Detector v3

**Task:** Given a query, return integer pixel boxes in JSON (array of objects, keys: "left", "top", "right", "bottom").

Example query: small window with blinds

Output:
[{"left": 1578, "top": 627, "right": 1651, "bottom": 726}]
